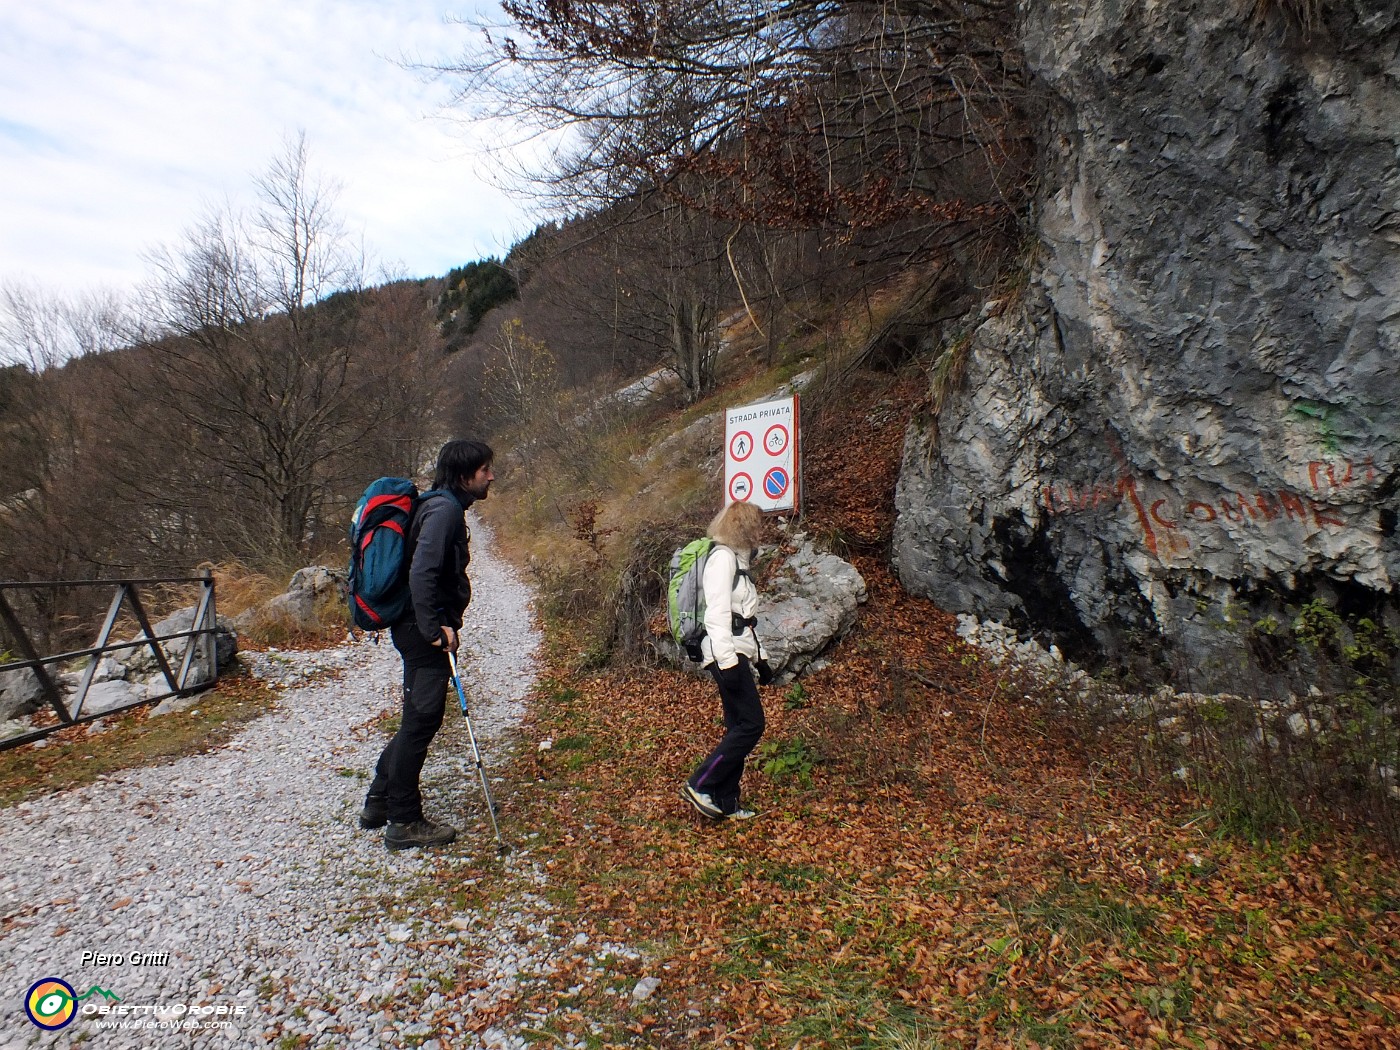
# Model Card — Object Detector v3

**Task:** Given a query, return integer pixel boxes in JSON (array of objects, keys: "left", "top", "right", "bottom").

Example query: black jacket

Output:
[{"left": 404, "top": 488, "right": 473, "bottom": 644}]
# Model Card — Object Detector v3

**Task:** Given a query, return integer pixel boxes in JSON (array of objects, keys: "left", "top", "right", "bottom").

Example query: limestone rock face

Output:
[
  {"left": 893, "top": 1, "right": 1400, "bottom": 692},
  {"left": 123, "top": 606, "right": 239, "bottom": 680}
]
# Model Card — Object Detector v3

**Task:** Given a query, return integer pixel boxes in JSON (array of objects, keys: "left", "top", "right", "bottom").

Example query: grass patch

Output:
[
  {"left": 0, "top": 664, "right": 278, "bottom": 806},
  {"left": 1012, "top": 878, "right": 1158, "bottom": 949}
]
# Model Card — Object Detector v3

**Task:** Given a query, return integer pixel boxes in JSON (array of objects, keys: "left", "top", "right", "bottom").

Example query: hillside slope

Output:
[{"left": 463, "top": 365, "right": 1400, "bottom": 1049}]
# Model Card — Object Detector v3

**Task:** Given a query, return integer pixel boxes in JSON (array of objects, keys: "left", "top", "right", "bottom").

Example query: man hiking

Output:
[{"left": 360, "top": 439, "right": 495, "bottom": 850}]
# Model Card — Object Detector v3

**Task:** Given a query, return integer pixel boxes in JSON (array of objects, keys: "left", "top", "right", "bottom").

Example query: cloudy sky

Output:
[{"left": 0, "top": 0, "right": 531, "bottom": 298}]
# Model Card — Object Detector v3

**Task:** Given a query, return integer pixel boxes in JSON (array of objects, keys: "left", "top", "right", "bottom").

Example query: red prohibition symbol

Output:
[
  {"left": 729, "top": 472, "right": 753, "bottom": 502},
  {"left": 729, "top": 431, "right": 754, "bottom": 461},
  {"left": 763, "top": 467, "right": 790, "bottom": 499},
  {"left": 763, "top": 423, "right": 789, "bottom": 456}
]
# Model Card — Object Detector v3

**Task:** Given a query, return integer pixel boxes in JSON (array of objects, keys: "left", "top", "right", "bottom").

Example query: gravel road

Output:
[{"left": 0, "top": 516, "right": 606, "bottom": 1050}]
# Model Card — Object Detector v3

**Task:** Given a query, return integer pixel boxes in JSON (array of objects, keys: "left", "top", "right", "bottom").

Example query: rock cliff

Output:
[{"left": 893, "top": 0, "right": 1400, "bottom": 692}]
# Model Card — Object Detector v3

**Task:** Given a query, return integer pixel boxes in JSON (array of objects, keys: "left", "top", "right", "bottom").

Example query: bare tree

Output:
[
  {"left": 438, "top": 0, "right": 1030, "bottom": 250},
  {"left": 130, "top": 136, "right": 439, "bottom": 563},
  {"left": 427, "top": 0, "right": 1027, "bottom": 417},
  {"left": 0, "top": 283, "right": 134, "bottom": 509},
  {"left": 482, "top": 317, "right": 559, "bottom": 432}
]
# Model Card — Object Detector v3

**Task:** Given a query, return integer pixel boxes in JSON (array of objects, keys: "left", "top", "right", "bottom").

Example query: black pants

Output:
[
  {"left": 689, "top": 655, "right": 766, "bottom": 815},
  {"left": 368, "top": 621, "right": 450, "bottom": 824}
]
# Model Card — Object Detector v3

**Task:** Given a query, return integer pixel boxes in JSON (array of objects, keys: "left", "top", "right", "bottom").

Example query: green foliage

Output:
[
  {"left": 1155, "top": 596, "right": 1400, "bottom": 845},
  {"left": 436, "top": 257, "right": 518, "bottom": 348},
  {"left": 1136, "top": 979, "right": 1197, "bottom": 1022},
  {"left": 874, "top": 1019, "right": 947, "bottom": 1049},
  {"left": 1208, "top": 774, "right": 1303, "bottom": 844},
  {"left": 928, "top": 331, "right": 971, "bottom": 419},
  {"left": 1290, "top": 400, "right": 1341, "bottom": 453},
  {"left": 1291, "top": 599, "right": 1400, "bottom": 705},
  {"left": 1342, "top": 617, "right": 1395, "bottom": 676},
  {"left": 542, "top": 680, "right": 582, "bottom": 706},
  {"left": 758, "top": 736, "right": 818, "bottom": 785},
  {"left": 785, "top": 679, "right": 809, "bottom": 710},
  {"left": 1292, "top": 597, "right": 1344, "bottom": 651},
  {"left": 1014, "top": 879, "right": 1157, "bottom": 948}
]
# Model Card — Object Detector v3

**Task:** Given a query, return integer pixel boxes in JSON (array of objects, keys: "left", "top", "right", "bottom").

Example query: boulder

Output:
[
  {"left": 288, "top": 565, "right": 347, "bottom": 600},
  {"left": 233, "top": 565, "right": 346, "bottom": 634},
  {"left": 758, "top": 536, "right": 868, "bottom": 677},
  {"left": 121, "top": 606, "right": 238, "bottom": 683},
  {"left": 0, "top": 666, "right": 44, "bottom": 721},
  {"left": 71, "top": 679, "right": 148, "bottom": 718}
]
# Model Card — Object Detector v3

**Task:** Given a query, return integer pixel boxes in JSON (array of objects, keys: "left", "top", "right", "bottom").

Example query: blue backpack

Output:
[{"left": 347, "top": 478, "right": 439, "bottom": 630}]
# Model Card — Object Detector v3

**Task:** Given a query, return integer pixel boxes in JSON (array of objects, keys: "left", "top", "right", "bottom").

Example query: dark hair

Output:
[{"left": 432, "top": 439, "right": 493, "bottom": 491}]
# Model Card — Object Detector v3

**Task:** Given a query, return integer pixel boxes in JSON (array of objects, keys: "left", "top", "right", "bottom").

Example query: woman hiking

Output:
[{"left": 680, "top": 500, "right": 773, "bottom": 821}]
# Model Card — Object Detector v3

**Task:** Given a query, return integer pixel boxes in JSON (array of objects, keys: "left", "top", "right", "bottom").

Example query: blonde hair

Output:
[{"left": 708, "top": 501, "right": 766, "bottom": 550}]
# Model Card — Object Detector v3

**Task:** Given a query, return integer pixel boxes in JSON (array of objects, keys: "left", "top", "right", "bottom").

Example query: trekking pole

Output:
[{"left": 447, "top": 650, "right": 507, "bottom": 855}]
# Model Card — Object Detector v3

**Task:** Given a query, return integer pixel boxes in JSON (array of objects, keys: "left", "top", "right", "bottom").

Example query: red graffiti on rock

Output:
[{"left": 1039, "top": 456, "right": 1379, "bottom": 557}]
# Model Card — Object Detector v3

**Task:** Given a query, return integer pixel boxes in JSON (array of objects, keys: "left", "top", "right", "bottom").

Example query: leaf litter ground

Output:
[{"left": 431, "top": 372, "right": 1400, "bottom": 1049}]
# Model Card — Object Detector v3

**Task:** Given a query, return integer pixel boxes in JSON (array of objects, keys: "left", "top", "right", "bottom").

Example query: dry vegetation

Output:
[{"left": 432, "top": 361, "right": 1400, "bottom": 1049}]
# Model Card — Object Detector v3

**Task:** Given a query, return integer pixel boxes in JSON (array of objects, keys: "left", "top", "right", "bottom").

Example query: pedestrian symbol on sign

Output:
[{"left": 729, "top": 431, "right": 754, "bottom": 462}]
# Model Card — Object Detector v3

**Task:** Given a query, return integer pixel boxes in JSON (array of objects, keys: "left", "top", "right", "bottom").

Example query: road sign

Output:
[{"left": 724, "top": 395, "right": 799, "bottom": 513}]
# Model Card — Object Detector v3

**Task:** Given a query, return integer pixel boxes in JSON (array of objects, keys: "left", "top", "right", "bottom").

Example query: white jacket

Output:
[{"left": 700, "top": 543, "right": 760, "bottom": 670}]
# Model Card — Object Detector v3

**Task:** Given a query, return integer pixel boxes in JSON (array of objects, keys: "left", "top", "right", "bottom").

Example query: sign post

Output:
[{"left": 724, "top": 395, "right": 799, "bottom": 514}]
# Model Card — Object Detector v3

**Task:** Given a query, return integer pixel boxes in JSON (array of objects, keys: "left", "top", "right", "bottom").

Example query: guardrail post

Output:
[{"left": 68, "top": 585, "right": 128, "bottom": 720}]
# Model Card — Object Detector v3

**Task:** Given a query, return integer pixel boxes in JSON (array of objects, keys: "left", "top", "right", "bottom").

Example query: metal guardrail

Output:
[{"left": 0, "top": 572, "right": 218, "bottom": 751}]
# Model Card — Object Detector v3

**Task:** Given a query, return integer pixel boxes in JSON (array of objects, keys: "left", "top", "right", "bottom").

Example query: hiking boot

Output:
[
  {"left": 726, "top": 808, "right": 758, "bottom": 820},
  {"left": 384, "top": 818, "right": 457, "bottom": 851},
  {"left": 359, "top": 795, "right": 388, "bottom": 830},
  {"left": 680, "top": 782, "right": 723, "bottom": 821}
]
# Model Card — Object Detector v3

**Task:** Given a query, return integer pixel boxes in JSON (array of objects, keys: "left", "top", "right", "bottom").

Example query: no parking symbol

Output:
[{"left": 763, "top": 467, "right": 789, "bottom": 500}]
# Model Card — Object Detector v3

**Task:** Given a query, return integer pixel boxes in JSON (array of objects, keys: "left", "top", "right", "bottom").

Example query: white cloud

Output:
[{"left": 0, "top": 0, "right": 531, "bottom": 296}]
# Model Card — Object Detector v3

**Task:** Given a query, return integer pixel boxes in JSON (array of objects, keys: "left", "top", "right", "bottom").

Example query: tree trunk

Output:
[{"left": 670, "top": 295, "right": 715, "bottom": 404}]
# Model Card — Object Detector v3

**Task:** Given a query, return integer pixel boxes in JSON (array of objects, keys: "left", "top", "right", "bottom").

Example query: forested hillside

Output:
[
  {"left": 3, "top": 2, "right": 1399, "bottom": 1045},
  {"left": 1, "top": 0, "right": 1030, "bottom": 642}
]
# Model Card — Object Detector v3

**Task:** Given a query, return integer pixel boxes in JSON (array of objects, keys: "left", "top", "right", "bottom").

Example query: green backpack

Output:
[{"left": 667, "top": 537, "right": 717, "bottom": 660}]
